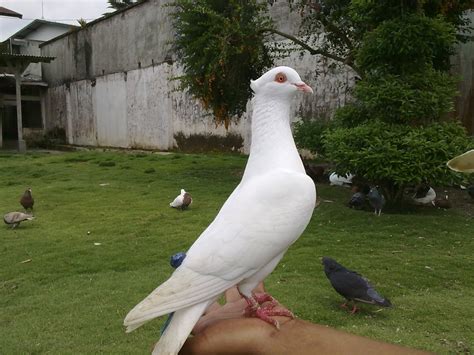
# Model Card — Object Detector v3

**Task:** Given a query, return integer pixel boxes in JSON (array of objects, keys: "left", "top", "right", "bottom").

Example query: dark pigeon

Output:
[
  {"left": 368, "top": 187, "right": 385, "bottom": 216},
  {"left": 467, "top": 186, "right": 474, "bottom": 200},
  {"left": 348, "top": 192, "right": 366, "bottom": 210},
  {"left": 322, "top": 257, "right": 392, "bottom": 314},
  {"left": 414, "top": 184, "right": 430, "bottom": 199},
  {"left": 20, "top": 188, "right": 34, "bottom": 211}
]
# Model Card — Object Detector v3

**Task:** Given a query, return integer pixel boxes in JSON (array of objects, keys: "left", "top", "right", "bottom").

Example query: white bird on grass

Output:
[
  {"left": 329, "top": 172, "right": 353, "bottom": 187},
  {"left": 169, "top": 189, "right": 192, "bottom": 210},
  {"left": 124, "top": 66, "right": 316, "bottom": 354}
]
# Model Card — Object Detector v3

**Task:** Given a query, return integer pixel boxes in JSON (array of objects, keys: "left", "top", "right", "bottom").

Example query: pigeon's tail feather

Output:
[
  {"left": 367, "top": 288, "right": 392, "bottom": 307},
  {"left": 124, "top": 267, "right": 234, "bottom": 332},
  {"left": 377, "top": 297, "right": 392, "bottom": 307},
  {"left": 152, "top": 301, "right": 210, "bottom": 355}
]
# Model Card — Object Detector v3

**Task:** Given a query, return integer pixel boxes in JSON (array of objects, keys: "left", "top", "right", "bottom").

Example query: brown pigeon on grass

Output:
[{"left": 20, "top": 188, "right": 34, "bottom": 211}]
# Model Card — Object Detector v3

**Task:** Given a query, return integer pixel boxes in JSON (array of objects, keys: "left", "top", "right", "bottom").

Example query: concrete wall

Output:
[{"left": 40, "top": 0, "right": 356, "bottom": 153}]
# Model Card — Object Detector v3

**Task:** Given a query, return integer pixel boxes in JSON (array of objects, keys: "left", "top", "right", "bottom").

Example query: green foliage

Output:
[
  {"left": 170, "top": 0, "right": 273, "bottom": 125},
  {"left": 107, "top": 0, "right": 137, "bottom": 11},
  {"left": 350, "top": 70, "right": 458, "bottom": 125},
  {"left": 323, "top": 121, "right": 473, "bottom": 201},
  {"left": 293, "top": 118, "right": 334, "bottom": 156},
  {"left": 357, "top": 15, "right": 456, "bottom": 73}
]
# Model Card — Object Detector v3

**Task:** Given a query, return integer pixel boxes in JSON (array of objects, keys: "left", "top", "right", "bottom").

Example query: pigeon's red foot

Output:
[
  {"left": 350, "top": 304, "right": 359, "bottom": 314},
  {"left": 241, "top": 292, "right": 294, "bottom": 329}
]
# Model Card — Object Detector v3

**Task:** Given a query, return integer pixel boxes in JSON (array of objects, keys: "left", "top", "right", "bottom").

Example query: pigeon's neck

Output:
[{"left": 243, "top": 95, "right": 304, "bottom": 181}]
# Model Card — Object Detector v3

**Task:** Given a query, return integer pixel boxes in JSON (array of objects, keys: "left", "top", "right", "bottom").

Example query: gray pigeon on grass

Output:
[
  {"left": 368, "top": 187, "right": 385, "bottom": 216},
  {"left": 322, "top": 257, "right": 392, "bottom": 314},
  {"left": 4, "top": 212, "right": 35, "bottom": 229}
]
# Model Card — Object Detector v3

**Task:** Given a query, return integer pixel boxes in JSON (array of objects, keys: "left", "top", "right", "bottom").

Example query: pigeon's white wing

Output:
[
  {"left": 124, "top": 169, "right": 315, "bottom": 330},
  {"left": 169, "top": 195, "right": 183, "bottom": 208}
]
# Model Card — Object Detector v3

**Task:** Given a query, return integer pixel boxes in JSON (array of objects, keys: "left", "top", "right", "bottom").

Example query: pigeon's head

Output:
[
  {"left": 180, "top": 189, "right": 186, "bottom": 195},
  {"left": 250, "top": 66, "right": 313, "bottom": 98},
  {"left": 322, "top": 257, "right": 345, "bottom": 275},
  {"left": 368, "top": 187, "right": 381, "bottom": 198}
]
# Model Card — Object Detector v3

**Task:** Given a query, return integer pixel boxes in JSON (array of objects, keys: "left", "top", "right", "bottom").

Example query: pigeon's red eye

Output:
[{"left": 275, "top": 73, "right": 287, "bottom": 83}]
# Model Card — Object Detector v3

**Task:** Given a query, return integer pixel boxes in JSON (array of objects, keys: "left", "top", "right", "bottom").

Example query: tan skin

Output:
[{"left": 177, "top": 284, "right": 431, "bottom": 355}]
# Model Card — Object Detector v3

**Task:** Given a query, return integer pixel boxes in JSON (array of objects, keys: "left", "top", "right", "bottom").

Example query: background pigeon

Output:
[
  {"left": 468, "top": 186, "right": 474, "bottom": 199},
  {"left": 169, "top": 189, "right": 192, "bottom": 210},
  {"left": 124, "top": 66, "right": 316, "bottom": 355},
  {"left": 433, "top": 193, "right": 452, "bottom": 209},
  {"left": 412, "top": 185, "right": 436, "bottom": 205},
  {"left": 4, "top": 212, "right": 34, "bottom": 228},
  {"left": 20, "top": 188, "right": 34, "bottom": 211},
  {"left": 329, "top": 172, "right": 353, "bottom": 187},
  {"left": 322, "top": 257, "right": 392, "bottom": 314},
  {"left": 348, "top": 192, "right": 366, "bottom": 210},
  {"left": 368, "top": 187, "right": 385, "bottom": 216}
]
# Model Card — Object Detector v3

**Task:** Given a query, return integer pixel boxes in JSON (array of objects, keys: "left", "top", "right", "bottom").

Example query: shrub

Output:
[
  {"left": 293, "top": 118, "right": 334, "bottom": 157},
  {"left": 323, "top": 121, "right": 473, "bottom": 202}
]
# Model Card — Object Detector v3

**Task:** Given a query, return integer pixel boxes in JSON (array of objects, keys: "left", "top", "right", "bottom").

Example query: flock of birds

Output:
[
  {"left": 304, "top": 166, "right": 473, "bottom": 216},
  {"left": 3, "top": 188, "right": 35, "bottom": 229},
  {"left": 3, "top": 65, "right": 473, "bottom": 355},
  {"left": 3, "top": 187, "right": 192, "bottom": 229}
]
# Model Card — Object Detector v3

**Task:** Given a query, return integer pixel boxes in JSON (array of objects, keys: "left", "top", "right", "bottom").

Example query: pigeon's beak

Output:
[{"left": 294, "top": 82, "right": 313, "bottom": 94}]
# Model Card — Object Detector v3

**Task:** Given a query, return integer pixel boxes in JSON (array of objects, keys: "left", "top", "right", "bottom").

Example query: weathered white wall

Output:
[{"left": 40, "top": 0, "right": 356, "bottom": 153}]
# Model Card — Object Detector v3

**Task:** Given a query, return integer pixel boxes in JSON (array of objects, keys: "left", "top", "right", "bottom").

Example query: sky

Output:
[{"left": 0, "top": 0, "right": 111, "bottom": 41}]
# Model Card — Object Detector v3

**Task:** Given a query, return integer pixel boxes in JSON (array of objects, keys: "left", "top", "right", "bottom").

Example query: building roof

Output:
[
  {"left": 0, "top": 52, "right": 55, "bottom": 74},
  {"left": 0, "top": 6, "right": 22, "bottom": 19},
  {"left": 8, "top": 19, "right": 77, "bottom": 40},
  {"left": 40, "top": 0, "right": 149, "bottom": 48}
]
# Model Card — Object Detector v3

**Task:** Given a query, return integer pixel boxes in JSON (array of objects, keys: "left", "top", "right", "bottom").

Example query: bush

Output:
[
  {"left": 323, "top": 120, "right": 473, "bottom": 202},
  {"left": 293, "top": 118, "right": 334, "bottom": 156}
]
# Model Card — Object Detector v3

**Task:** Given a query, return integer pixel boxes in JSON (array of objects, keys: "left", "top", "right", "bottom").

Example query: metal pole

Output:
[{"left": 15, "top": 70, "right": 26, "bottom": 152}]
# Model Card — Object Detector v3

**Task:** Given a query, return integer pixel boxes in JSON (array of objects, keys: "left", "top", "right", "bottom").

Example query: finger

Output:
[
  {"left": 224, "top": 286, "right": 242, "bottom": 303},
  {"left": 203, "top": 301, "right": 221, "bottom": 315}
]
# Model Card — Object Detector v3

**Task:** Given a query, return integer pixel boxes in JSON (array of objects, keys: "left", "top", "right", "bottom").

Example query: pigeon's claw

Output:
[
  {"left": 253, "top": 292, "right": 276, "bottom": 305},
  {"left": 241, "top": 293, "right": 294, "bottom": 329},
  {"left": 350, "top": 304, "right": 359, "bottom": 314}
]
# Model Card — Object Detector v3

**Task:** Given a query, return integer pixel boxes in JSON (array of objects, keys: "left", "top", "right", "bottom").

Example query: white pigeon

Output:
[
  {"left": 413, "top": 186, "right": 436, "bottom": 205},
  {"left": 124, "top": 66, "right": 316, "bottom": 354},
  {"left": 169, "top": 189, "right": 192, "bottom": 210},
  {"left": 329, "top": 172, "right": 353, "bottom": 186}
]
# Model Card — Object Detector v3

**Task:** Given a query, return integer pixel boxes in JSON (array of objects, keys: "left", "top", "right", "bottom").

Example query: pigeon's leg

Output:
[
  {"left": 350, "top": 304, "right": 359, "bottom": 314},
  {"left": 239, "top": 292, "right": 293, "bottom": 329},
  {"left": 11, "top": 223, "right": 18, "bottom": 229},
  {"left": 253, "top": 292, "right": 275, "bottom": 305},
  {"left": 340, "top": 301, "right": 349, "bottom": 309}
]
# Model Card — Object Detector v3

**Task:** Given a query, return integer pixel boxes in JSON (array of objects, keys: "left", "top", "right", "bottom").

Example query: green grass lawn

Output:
[{"left": 0, "top": 150, "right": 472, "bottom": 354}]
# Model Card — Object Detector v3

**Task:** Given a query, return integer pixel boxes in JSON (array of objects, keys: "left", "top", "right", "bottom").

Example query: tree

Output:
[
  {"left": 320, "top": 1, "right": 473, "bottom": 203},
  {"left": 171, "top": 0, "right": 474, "bottom": 204},
  {"left": 170, "top": 0, "right": 273, "bottom": 126},
  {"left": 107, "top": 0, "right": 138, "bottom": 11}
]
